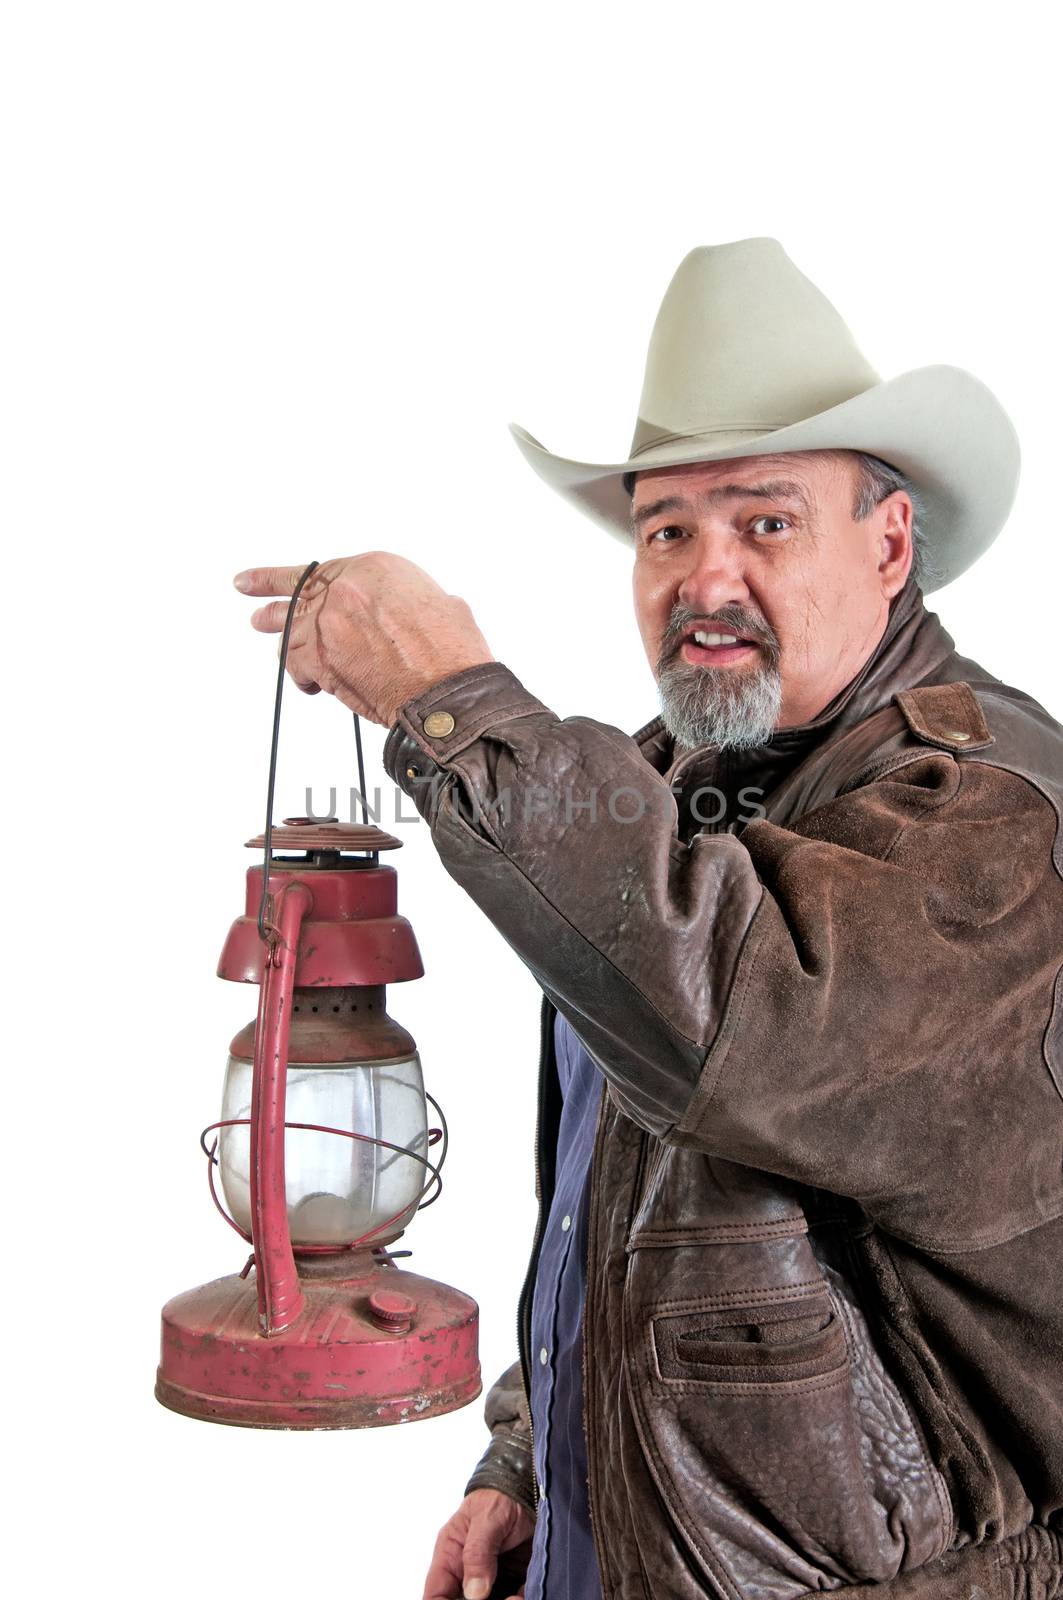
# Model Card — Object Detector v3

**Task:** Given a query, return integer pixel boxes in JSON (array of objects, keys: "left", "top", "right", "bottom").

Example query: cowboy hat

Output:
[{"left": 509, "top": 237, "right": 1019, "bottom": 592}]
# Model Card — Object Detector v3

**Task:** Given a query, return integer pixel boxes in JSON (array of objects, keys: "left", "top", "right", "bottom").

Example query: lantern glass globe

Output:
[{"left": 218, "top": 1053, "right": 430, "bottom": 1247}]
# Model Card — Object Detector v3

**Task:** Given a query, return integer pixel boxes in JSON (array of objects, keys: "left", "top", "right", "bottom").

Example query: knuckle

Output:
[
  {"left": 463, "top": 1538, "right": 496, "bottom": 1561},
  {"left": 330, "top": 576, "right": 365, "bottom": 609}
]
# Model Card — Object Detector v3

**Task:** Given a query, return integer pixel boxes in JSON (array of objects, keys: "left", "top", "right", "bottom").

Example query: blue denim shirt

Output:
[{"left": 524, "top": 1011, "right": 604, "bottom": 1600}]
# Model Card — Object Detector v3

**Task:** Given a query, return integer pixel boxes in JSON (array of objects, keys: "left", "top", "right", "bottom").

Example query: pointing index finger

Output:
[{"left": 233, "top": 565, "right": 310, "bottom": 597}]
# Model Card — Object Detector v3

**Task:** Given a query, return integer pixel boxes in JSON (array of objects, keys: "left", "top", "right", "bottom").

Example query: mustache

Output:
[{"left": 657, "top": 604, "right": 781, "bottom": 670}]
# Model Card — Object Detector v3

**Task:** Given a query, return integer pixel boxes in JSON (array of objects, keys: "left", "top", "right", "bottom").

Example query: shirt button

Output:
[
  {"left": 561, "top": 1215, "right": 571, "bottom": 1232},
  {"left": 423, "top": 710, "right": 456, "bottom": 738},
  {"left": 539, "top": 1346, "right": 549, "bottom": 1366}
]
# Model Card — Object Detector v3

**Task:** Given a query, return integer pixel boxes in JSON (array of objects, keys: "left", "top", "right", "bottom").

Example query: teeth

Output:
[{"left": 693, "top": 631, "right": 740, "bottom": 647}]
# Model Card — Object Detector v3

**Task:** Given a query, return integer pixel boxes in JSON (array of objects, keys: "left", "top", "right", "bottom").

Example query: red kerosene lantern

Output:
[{"left": 156, "top": 564, "right": 480, "bottom": 1429}]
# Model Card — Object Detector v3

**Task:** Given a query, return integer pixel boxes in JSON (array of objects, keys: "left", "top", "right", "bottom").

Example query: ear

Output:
[{"left": 875, "top": 491, "right": 914, "bottom": 599}]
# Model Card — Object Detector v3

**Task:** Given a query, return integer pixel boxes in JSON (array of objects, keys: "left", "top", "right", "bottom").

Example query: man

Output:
[{"left": 235, "top": 240, "right": 1063, "bottom": 1600}]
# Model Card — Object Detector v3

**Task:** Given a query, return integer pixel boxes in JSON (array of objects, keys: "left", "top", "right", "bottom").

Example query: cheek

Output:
[
  {"left": 773, "top": 564, "right": 850, "bottom": 664},
  {"left": 632, "top": 564, "right": 667, "bottom": 643}
]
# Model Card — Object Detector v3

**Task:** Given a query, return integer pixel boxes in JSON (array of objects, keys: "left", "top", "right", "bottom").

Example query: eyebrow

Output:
[{"left": 631, "top": 479, "right": 813, "bottom": 529}]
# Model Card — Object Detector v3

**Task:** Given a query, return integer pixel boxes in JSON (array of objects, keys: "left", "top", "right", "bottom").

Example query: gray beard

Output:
[{"left": 656, "top": 656, "right": 784, "bottom": 752}]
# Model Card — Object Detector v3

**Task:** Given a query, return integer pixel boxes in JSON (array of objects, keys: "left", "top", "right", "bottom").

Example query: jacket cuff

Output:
[
  {"left": 383, "top": 662, "right": 551, "bottom": 795},
  {"left": 464, "top": 1432, "right": 538, "bottom": 1520}
]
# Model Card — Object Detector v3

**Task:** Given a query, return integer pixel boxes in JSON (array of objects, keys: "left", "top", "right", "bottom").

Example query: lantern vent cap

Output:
[{"left": 247, "top": 818, "right": 402, "bottom": 853}]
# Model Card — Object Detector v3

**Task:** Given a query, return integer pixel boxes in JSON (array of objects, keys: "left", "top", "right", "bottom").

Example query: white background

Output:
[{"left": 4, "top": 4, "right": 1060, "bottom": 1596}]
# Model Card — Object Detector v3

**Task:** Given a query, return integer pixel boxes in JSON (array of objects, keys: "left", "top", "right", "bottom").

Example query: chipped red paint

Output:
[
  {"left": 156, "top": 1258, "right": 480, "bottom": 1430},
  {"left": 218, "top": 856, "right": 424, "bottom": 989},
  {"left": 155, "top": 832, "right": 480, "bottom": 1429}
]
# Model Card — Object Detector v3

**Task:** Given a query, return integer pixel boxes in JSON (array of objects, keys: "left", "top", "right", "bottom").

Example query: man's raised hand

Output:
[{"left": 233, "top": 553, "right": 495, "bottom": 726}]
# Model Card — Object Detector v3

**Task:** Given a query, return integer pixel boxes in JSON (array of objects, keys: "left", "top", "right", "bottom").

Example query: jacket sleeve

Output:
[
  {"left": 464, "top": 1359, "right": 537, "bottom": 1518},
  {"left": 383, "top": 662, "right": 1063, "bottom": 1250}
]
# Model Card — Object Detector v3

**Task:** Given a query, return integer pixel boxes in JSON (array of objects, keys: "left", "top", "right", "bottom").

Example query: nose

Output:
[{"left": 676, "top": 527, "right": 752, "bottom": 616}]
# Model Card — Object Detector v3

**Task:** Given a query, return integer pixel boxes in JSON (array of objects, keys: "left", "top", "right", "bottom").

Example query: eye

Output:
[
  {"left": 649, "top": 524, "right": 688, "bottom": 544},
  {"left": 750, "top": 514, "right": 791, "bottom": 538}
]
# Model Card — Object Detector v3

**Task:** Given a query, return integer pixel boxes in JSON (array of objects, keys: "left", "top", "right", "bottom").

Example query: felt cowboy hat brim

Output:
[{"left": 509, "top": 240, "right": 1020, "bottom": 594}]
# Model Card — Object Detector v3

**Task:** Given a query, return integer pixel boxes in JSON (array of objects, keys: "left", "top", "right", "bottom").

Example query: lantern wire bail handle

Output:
[
  {"left": 257, "top": 559, "right": 320, "bottom": 945},
  {"left": 353, "top": 710, "right": 368, "bottom": 826}
]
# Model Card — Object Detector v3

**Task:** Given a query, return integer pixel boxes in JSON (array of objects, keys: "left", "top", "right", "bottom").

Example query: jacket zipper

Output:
[{"left": 581, "top": 1076, "right": 617, "bottom": 1594}]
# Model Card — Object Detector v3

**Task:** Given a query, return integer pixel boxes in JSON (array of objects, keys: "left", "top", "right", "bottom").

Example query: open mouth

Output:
[{"left": 678, "top": 628, "right": 761, "bottom": 668}]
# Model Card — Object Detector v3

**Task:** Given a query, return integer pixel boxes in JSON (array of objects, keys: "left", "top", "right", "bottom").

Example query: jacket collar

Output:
[{"left": 635, "top": 576, "right": 957, "bottom": 808}]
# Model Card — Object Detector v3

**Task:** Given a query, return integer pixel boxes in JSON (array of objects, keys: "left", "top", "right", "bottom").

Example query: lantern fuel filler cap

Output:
[{"left": 155, "top": 562, "right": 480, "bottom": 1429}]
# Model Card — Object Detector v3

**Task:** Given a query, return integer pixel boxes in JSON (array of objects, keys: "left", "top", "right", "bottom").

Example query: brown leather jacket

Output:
[{"left": 383, "top": 579, "right": 1063, "bottom": 1600}]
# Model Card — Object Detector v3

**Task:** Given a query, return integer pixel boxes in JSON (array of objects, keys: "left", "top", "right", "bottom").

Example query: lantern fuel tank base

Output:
[{"left": 156, "top": 1257, "right": 480, "bottom": 1430}]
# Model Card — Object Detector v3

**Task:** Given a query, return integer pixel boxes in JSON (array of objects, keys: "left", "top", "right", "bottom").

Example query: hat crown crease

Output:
[{"left": 630, "top": 239, "right": 881, "bottom": 456}]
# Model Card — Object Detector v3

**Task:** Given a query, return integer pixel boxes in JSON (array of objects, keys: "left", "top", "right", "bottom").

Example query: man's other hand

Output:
[
  {"left": 423, "top": 1487, "right": 535, "bottom": 1600},
  {"left": 234, "top": 553, "right": 495, "bottom": 726}
]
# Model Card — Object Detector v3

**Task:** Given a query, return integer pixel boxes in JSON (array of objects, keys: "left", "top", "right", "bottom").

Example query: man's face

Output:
[{"left": 630, "top": 450, "right": 913, "bottom": 749}]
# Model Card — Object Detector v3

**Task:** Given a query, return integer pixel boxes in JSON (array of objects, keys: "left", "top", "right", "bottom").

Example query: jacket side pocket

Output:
[{"left": 624, "top": 1259, "right": 949, "bottom": 1599}]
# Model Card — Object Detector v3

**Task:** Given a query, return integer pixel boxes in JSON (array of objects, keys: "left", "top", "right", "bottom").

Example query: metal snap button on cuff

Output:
[
  {"left": 423, "top": 710, "right": 456, "bottom": 738},
  {"left": 943, "top": 729, "right": 971, "bottom": 742}
]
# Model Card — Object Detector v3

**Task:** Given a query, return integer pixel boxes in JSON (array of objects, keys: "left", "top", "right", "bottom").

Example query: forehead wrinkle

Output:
[
  {"left": 631, "top": 477, "right": 814, "bottom": 529},
  {"left": 701, "top": 478, "right": 814, "bottom": 514}
]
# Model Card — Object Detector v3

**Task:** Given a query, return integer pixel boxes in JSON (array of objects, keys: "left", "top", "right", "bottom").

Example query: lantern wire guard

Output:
[{"left": 199, "top": 1093, "right": 449, "bottom": 1252}]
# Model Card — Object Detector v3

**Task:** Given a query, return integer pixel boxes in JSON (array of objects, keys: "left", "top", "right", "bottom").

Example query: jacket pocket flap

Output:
[{"left": 655, "top": 1295, "right": 847, "bottom": 1384}]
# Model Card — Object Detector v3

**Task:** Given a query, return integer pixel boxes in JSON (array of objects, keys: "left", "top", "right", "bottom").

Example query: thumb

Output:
[{"left": 461, "top": 1537, "right": 498, "bottom": 1600}]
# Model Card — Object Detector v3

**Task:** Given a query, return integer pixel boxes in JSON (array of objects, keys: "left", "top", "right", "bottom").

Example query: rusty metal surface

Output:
[
  {"left": 156, "top": 1263, "right": 480, "bottom": 1429},
  {"left": 218, "top": 861, "right": 425, "bottom": 988},
  {"left": 248, "top": 881, "right": 312, "bottom": 1334},
  {"left": 246, "top": 821, "right": 402, "bottom": 853},
  {"left": 219, "top": 914, "right": 424, "bottom": 988},
  {"left": 245, "top": 861, "right": 403, "bottom": 921},
  {"left": 157, "top": 826, "right": 475, "bottom": 1432},
  {"left": 228, "top": 988, "right": 418, "bottom": 1063}
]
